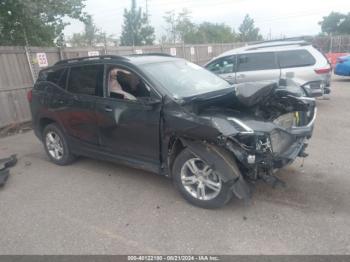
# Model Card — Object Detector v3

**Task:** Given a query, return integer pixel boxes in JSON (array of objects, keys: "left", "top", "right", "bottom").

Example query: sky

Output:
[{"left": 64, "top": 0, "right": 350, "bottom": 41}]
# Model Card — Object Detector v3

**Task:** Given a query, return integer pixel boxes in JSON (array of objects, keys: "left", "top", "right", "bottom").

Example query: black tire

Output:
[
  {"left": 42, "top": 123, "right": 75, "bottom": 165},
  {"left": 172, "top": 148, "right": 233, "bottom": 209}
]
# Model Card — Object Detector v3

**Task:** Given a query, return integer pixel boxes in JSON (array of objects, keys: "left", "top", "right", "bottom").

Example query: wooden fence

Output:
[{"left": 1, "top": 35, "right": 350, "bottom": 128}]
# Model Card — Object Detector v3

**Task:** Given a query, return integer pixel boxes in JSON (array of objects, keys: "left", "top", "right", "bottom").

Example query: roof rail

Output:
[
  {"left": 128, "top": 52, "right": 173, "bottom": 57},
  {"left": 246, "top": 41, "right": 310, "bottom": 51},
  {"left": 248, "top": 36, "right": 313, "bottom": 46},
  {"left": 55, "top": 55, "right": 128, "bottom": 66}
]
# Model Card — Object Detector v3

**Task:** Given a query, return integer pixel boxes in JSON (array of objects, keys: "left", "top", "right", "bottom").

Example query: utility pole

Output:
[{"left": 145, "top": 0, "right": 149, "bottom": 18}]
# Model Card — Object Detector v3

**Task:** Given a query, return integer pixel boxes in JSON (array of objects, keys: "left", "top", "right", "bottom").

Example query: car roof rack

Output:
[
  {"left": 128, "top": 52, "right": 174, "bottom": 57},
  {"left": 248, "top": 36, "right": 313, "bottom": 45},
  {"left": 246, "top": 41, "right": 310, "bottom": 51},
  {"left": 55, "top": 55, "right": 128, "bottom": 66}
]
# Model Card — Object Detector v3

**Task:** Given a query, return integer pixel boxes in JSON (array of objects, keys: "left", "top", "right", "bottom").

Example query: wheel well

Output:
[
  {"left": 168, "top": 136, "right": 185, "bottom": 174},
  {"left": 39, "top": 118, "right": 56, "bottom": 137}
]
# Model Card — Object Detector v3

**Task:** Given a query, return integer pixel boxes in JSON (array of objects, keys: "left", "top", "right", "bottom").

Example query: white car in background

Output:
[{"left": 205, "top": 40, "right": 332, "bottom": 97}]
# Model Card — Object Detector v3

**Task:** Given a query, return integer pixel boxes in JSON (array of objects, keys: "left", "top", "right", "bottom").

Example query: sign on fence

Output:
[
  {"left": 190, "top": 46, "right": 195, "bottom": 56},
  {"left": 170, "top": 47, "right": 177, "bottom": 56},
  {"left": 88, "top": 51, "right": 100, "bottom": 56},
  {"left": 135, "top": 49, "right": 143, "bottom": 54},
  {"left": 36, "top": 53, "right": 48, "bottom": 67},
  {"left": 208, "top": 46, "right": 212, "bottom": 54}
]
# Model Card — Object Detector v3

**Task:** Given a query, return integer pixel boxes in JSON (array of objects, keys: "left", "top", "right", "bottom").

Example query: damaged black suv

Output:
[{"left": 29, "top": 54, "right": 316, "bottom": 208}]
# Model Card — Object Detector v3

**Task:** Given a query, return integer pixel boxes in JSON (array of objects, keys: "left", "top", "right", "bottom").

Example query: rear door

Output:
[
  {"left": 205, "top": 55, "right": 237, "bottom": 83},
  {"left": 236, "top": 52, "right": 280, "bottom": 83},
  {"left": 57, "top": 64, "right": 104, "bottom": 146}
]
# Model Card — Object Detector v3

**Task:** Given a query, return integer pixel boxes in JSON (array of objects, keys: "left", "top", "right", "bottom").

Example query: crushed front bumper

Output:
[{"left": 225, "top": 107, "right": 317, "bottom": 176}]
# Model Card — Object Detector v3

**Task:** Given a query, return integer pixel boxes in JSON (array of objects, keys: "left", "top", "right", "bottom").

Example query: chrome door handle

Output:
[{"left": 104, "top": 106, "right": 113, "bottom": 112}]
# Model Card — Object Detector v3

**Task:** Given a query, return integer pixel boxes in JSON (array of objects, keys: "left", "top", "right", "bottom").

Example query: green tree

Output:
[
  {"left": 120, "top": 0, "right": 155, "bottom": 46},
  {"left": 68, "top": 15, "right": 104, "bottom": 47},
  {"left": 176, "top": 9, "right": 197, "bottom": 43},
  {"left": 0, "top": 0, "right": 86, "bottom": 46},
  {"left": 163, "top": 10, "right": 177, "bottom": 43},
  {"left": 238, "top": 14, "right": 262, "bottom": 42},
  {"left": 163, "top": 9, "right": 196, "bottom": 44},
  {"left": 163, "top": 10, "right": 237, "bottom": 44},
  {"left": 196, "top": 22, "right": 237, "bottom": 43},
  {"left": 319, "top": 12, "right": 350, "bottom": 35}
]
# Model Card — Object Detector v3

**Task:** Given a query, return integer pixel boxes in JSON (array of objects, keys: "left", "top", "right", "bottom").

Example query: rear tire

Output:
[
  {"left": 172, "top": 148, "right": 233, "bottom": 209},
  {"left": 43, "top": 123, "right": 75, "bottom": 165}
]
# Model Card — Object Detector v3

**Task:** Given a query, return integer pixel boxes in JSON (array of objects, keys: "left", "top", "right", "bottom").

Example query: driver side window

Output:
[
  {"left": 106, "top": 65, "right": 151, "bottom": 101},
  {"left": 206, "top": 55, "right": 236, "bottom": 74}
]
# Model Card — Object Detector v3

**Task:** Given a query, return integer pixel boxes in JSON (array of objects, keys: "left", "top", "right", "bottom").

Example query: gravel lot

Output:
[{"left": 0, "top": 76, "right": 350, "bottom": 255}]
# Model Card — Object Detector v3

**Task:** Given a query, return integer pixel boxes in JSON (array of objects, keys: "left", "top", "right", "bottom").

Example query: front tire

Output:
[
  {"left": 43, "top": 123, "right": 75, "bottom": 165},
  {"left": 172, "top": 149, "right": 233, "bottom": 209}
]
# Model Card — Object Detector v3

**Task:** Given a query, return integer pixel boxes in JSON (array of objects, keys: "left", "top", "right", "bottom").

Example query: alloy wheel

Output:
[
  {"left": 45, "top": 131, "right": 64, "bottom": 160},
  {"left": 180, "top": 158, "right": 222, "bottom": 200}
]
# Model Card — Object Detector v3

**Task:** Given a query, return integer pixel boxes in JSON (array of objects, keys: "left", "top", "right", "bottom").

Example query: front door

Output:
[
  {"left": 206, "top": 55, "right": 237, "bottom": 84},
  {"left": 95, "top": 65, "right": 161, "bottom": 166}
]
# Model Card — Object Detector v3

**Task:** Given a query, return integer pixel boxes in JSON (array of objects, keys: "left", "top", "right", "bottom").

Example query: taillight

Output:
[
  {"left": 337, "top": 58, "right": 344, "bottom": 63},
  {"left": 27, "top": 89, "right": 33, "bottom": 102},
  {"left": 337, "top": 57, "right": 348, "bottom": 63},
  {"left": 314, "top": 67, "right": 331, "bottom": 74}
]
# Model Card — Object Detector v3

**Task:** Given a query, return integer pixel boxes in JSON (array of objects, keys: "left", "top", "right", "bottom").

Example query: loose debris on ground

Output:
[{"left": 0, "top": 154, "right": 17, "bottom": 187}]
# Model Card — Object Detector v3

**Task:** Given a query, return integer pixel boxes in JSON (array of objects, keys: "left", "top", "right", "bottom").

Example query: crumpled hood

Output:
[
  {"left": 165, "top": 81, "right": 315, "bottom": 140},
  {"left": 182, "top": 81, "right": 310, "bottom": 114},
  {"left": 197, "top": 81, "right": 315, "bottom": 137}
]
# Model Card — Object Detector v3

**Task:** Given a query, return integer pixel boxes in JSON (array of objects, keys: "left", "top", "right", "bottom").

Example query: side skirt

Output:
[{"left": 68, "top": 137, "right": 161, "bottom": 175}]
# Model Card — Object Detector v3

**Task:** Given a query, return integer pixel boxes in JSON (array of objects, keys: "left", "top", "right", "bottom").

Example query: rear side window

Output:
[
  {"left": 67, "top": 64, "right": 104, "bottom": 96},
  {"left": 206, "top": 55, "right": 236, "bottom": 74},
  {"left": 238, "top": 52, "right": 277, "bottom": 72},
  {"left": 37, "top": 68, "right": 67, "bottom": 89},
  {"left": 278, "top": 50, "right": 316, "bottom": 68}
]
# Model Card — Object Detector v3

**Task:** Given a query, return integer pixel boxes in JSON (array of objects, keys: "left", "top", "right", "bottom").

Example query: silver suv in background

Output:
[{"left": 205, "top": 40, "right": 332, "bottom": 97}]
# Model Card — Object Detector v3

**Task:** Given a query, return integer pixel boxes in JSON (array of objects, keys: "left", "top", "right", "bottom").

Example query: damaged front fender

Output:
[{"left": 180, "top": 139, "right": 251, "bottom": 200}]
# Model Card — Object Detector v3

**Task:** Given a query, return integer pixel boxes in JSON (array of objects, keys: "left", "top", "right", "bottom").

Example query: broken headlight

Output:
[{"left": 273, "top": 112, "right": 297, "bottom": 129}]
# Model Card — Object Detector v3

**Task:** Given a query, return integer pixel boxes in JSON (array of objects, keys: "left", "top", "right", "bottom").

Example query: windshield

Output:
[{"left": 141, "top": 60, "right": 230, "bottom": 98}]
